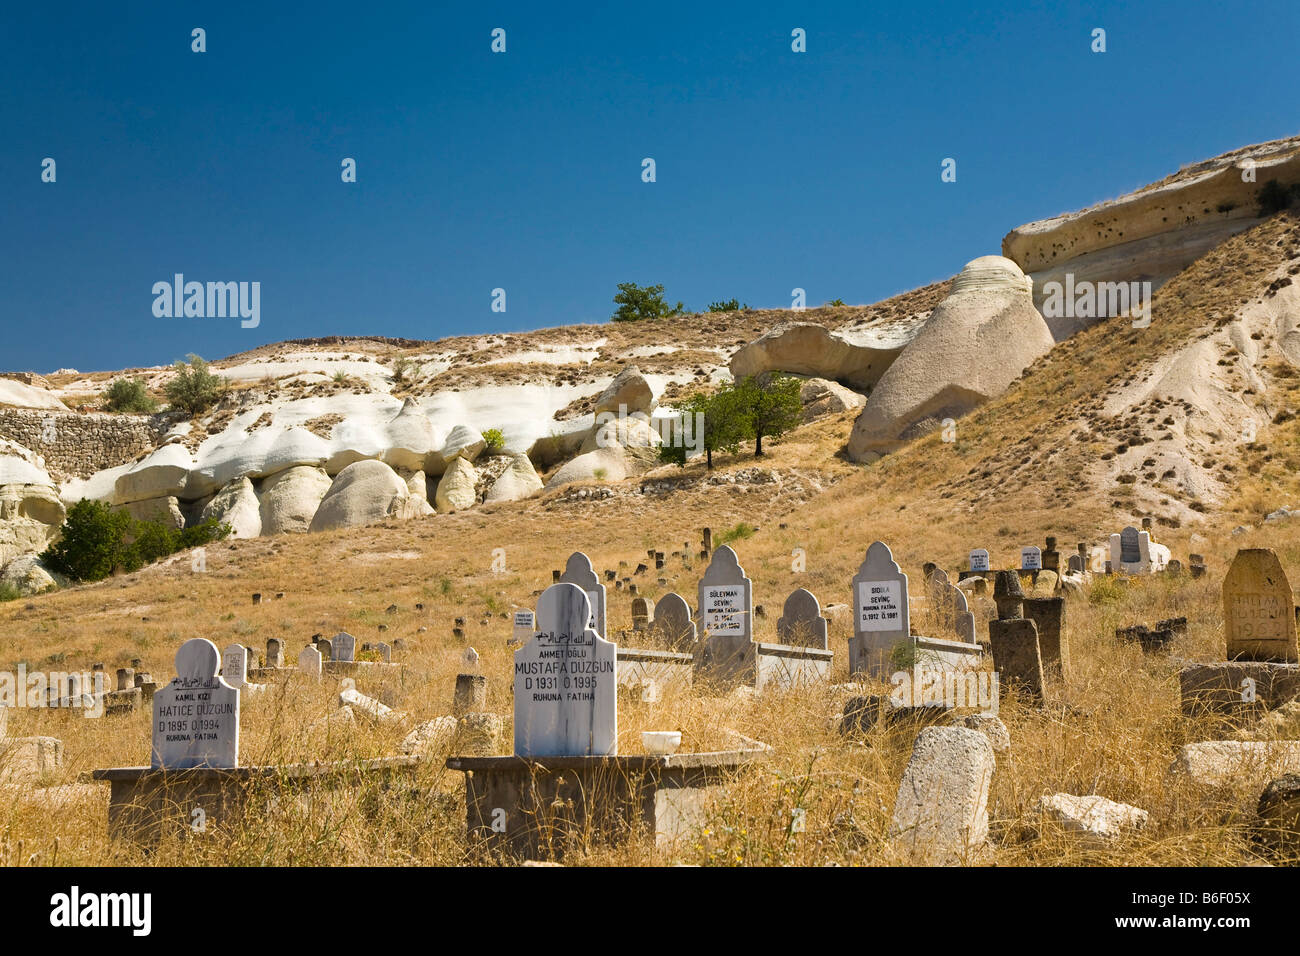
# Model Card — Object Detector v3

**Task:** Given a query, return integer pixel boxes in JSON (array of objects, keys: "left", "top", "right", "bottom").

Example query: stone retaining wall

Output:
[{"left": 0, "top": 409, "right": 165, "bottom": 479}]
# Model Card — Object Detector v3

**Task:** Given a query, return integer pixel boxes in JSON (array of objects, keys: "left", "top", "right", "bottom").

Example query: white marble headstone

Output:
[
  {"left": 1020, "top": 546, "right": 1042, "bottom": 571},
  {"left": 697, "top": 546, "right": 753, "bottom": 641},
  {"left": 560, "top": 552, "right": 607, "bottom": 638},
  {"left": 969, "top": 549, "right": 990, "bottom": 573},
  {"left": 221, "top": 643, "right": 263, "bottom": 695},
  {"left": 850, "top": 541, "right": 910, "bottom": 677},
  {"left": 151, "top": 638, "right": 240, "bottom": 770},
  {"left": 332, "top": 631, "right": 357, "bottom": 663},
  {"left": 298, "top": 645, "right": 322, "bottom": 680},
  {"left": 513, "top": 583, "right": 617, "bottom": 757}
]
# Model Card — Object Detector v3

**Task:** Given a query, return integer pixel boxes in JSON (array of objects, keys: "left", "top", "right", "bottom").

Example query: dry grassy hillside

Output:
[{"left": 6, "top": 216, "right": 1300, "bottom": 867}]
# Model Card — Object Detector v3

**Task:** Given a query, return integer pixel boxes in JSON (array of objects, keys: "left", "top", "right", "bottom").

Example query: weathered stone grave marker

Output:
[
  {"left": 332, "top": 631, "right": 357, "bottom": 663},
  {"left": 927, "top": 569, "right": 977, "bottom": 645},
  {"left": 1023, "top": 596, "right": 1067, "bottom": 679},
  {"left": 511, "top": 608, "right": 535, "bottom": 645},
  {"left": 298, "top": 645, "right": 322, "bottom": 680},
  {"left": 776, "top": 588, "right": 829, "bottom": 649},
  {"left": 988, "top": 571, "right": 1045, "bottom": 702},
  {"left": 1042, "top": 536, "right": 1060, "bottom": 573},
  {"left": 617, "top": 591, "right": 696, "bottom": 697},
  {"left": 221, "top": 643, "right": 263, "bottom": 696},
  {"left": 631, "top": 597, "right": 654, "bottom": 632},
  {"left": 649, "top": 592, "right": 697, "bottom": 651},
  {"left": 1224, "top": 549, "right": 1298, "bottom": 662},
  {"left": 759, "top": 587, "right": 833, "bottom": 690}
]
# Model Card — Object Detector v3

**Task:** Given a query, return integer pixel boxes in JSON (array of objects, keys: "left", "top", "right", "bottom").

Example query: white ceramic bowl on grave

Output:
[{"left": 641, "top": 731, "right": 682, "bottom": 755}]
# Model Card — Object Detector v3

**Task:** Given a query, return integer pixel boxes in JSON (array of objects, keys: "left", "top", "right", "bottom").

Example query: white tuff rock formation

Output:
[{"left": 848, "top": 256, "right": 1054, "bottom": 461}]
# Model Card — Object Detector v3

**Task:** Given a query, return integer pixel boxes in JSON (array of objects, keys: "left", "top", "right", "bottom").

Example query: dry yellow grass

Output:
[{"left": 5, "top": 216, "right": 1300, "bottom": 867}]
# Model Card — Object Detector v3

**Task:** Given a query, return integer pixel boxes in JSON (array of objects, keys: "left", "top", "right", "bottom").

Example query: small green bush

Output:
[
  {"left": 103, "top": 377, "right": 158, "bottom": 414},
  {"left": 717, "top": 521, "right": 756, "bottom": 544},
  {"left": 0, "top": 582, "right": 21, "bottom": 602},
  {"left": 482, "top": 427, "right": 506, "bottom": 451},
  {"left": 165, "top": 354, "right": 227, "bottom": 416},
  {"left": 707, "top": 298, "right": 748, "bottom": 313}
]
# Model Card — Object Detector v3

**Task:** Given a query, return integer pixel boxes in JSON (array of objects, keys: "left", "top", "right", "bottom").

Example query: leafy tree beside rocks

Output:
[
  {"left": 659, "top": 374, "right": 799, "bottom": 467},
  {"left": 734, "top": 373, "right": 802, "bottom": 457},
  {"left": 659, "top": 387, "right": 747, "bottom": 470},
  {"left": 165, "top": 354, "right": 227, "bottom": 416}
]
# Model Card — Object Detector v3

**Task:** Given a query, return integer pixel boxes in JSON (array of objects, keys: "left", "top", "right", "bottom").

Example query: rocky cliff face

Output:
[{"left": 1003, "top": 136, "right": 1300, "bottom": 339}]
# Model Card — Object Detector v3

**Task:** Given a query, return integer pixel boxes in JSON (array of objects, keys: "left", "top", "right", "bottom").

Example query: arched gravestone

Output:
[
  {"left": 152, "top": 638, "right": 240, "bottom": 770},
  {"left": 631, "top": 597, "right": 654, "bottom": 631},
  {"left": 332, "top": 631, "right": 357, "bottom": 663},
  {"left": 1020, "top": 547, "right": 1042, "bottom": 571},
  {"left": 513, "top": 583, "right": 617, "bottom": 757},
  {"left": 648, "top": 592, "right": 697, "bottom": 651},
  {"left": 969, "top": 549, "right": 990, "bottom": 573},
  {"left": 560, "top": 552, "right": 607, "bottom": 638},
  {"left": 1224, "top": 549, "right": 1299, "bottom": 663},
  {"left": 850, "top": 541, "right": 910, "bottom": 677},
  {"left": 222, "top": 643, "right": 263, "bottom": 695},
  {"left": 776, "top": 588, "right": 828, "bottom": 649},
  {"left": 694, "top": 546, "right": 754, "bottom": 681},
  {"left": 927, "top": 570, "right": 976, "bottom": 644},
  {"left": 298, "top": 644, "right": 322, "bottom": 680}
]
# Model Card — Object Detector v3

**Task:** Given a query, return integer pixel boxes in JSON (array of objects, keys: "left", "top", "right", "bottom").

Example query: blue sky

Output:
[{"left": 2, "top": 0, "right": 1297, "bottom": 373}]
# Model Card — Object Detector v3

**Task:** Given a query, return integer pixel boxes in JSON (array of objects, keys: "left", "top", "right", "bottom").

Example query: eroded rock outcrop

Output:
[
  {"left": 594, "top": 366, "right": 655, "bottom": 416},
  {"left": 1004, "top": 136, "right": 1300, "bottom": 339},
  {"left": 258, "top": 465, "right": 333, "bottom": 534},
  {"left": 848, "top": 257, "right": 1053, "bottom": 461},
  {"left": 0, "top": 440, "right": 65, "bottom": 568},
  {"left": 729, "top": 321, "right": 921, "bottom": 391},
  {"left": 484, "top": 453, "right": 544, "bottom": 504},
  {"left": 309, "top": 459, "right": 420, "bottom": 532},
  {"left": 200, "top": 477, "right": 263, "bottom": 538},
  {"left": 434, "top": 457, "right": 478, "bottom": 512}
]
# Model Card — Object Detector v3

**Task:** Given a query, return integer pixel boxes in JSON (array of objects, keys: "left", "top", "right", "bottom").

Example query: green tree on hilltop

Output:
[{"left": 611, "top": 283, "right": 685, "bottom": 322}]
